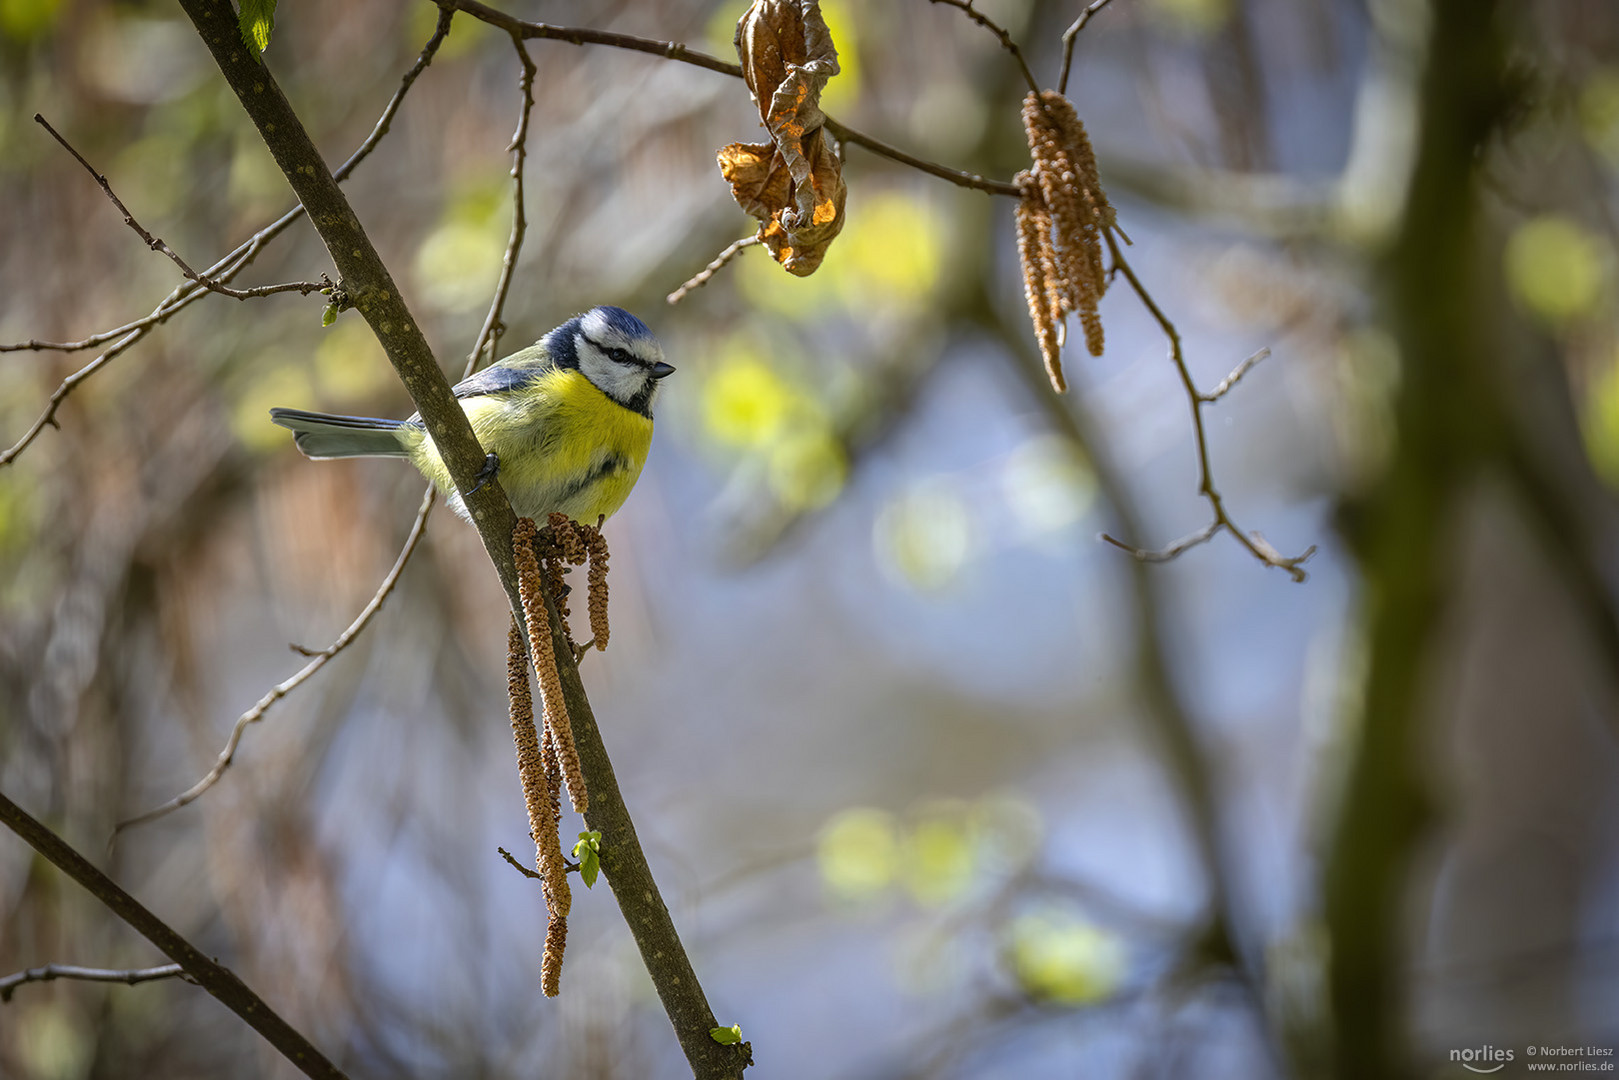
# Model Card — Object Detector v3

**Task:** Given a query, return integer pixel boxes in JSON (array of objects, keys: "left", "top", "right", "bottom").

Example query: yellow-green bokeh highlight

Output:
[
  {"left": 703, "top": 352, "right": 795, "bottom": 449},
  {"left": 699, "top": 334, "right": 847, "bottom": 511},
  {"left": 1001, "top": 434, "right": 1097, "bottom": 541},
  {"left": 904, "top": 811, "right": 977, "bottom": 908},
  {"left": 874, "top": 478, "right": 974, "bottom": 591},
  {"left": 414, "top": 177, "right": 509, "bottom": 314},
  {"left": 817, "top": 796, "right": 1043, "bottom": 908},
  {"left": 233, "top": 353, "right": 316, "bottom": 452},
  {"left": 816, "top": 0, "right": 860, "bottom": 116},
  {"left": 0, "top": 0, "right": 63, "bottom": 42},
  {"left": 818, "top": 807, "right": 901, "bottom": 902},
  {"left": 314, "top": 316, "right": 393, "bottom": 404},
  {"left": 1503, "top": 215, "right": 1607, "bottom": 327},
  {"left": 13, "top": 999, "right": 92, "bottom": 1080},
  {"left": 1581, "top": 68, "right": 1619, "bottom": 169},
  {"left": 767, "top": 427, "right": 847, "bottom": 510},
  {"left": 1007, "top": 908, "right": 1126, "bottom": 1005},
  {"left": 738, "top": 190, "right": 948, "bottom": 318},
  {"left": 406, "top": 0, "right": 493, "bottom": 59},
  {"left": 1580, "top": 344, "right": 1619, "bottom": 490}
]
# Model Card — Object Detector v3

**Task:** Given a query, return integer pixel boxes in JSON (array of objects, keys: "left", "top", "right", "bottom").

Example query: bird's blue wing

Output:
[{"left": 450, "top": 341, "right": 555, "bottom": 399}]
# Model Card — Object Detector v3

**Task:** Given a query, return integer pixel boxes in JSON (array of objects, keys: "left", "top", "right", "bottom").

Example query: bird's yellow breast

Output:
[{"left": 407, "top": 367, "right": 653, "bottom": 523}]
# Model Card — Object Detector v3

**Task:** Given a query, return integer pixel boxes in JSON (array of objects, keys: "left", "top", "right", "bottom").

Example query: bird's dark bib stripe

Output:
[{"left": 557, "top": 453, "right": 630, "bottom": 505}]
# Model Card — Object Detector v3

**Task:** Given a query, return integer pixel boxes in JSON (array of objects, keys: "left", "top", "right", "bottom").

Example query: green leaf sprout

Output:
[{"left": 572, "top": 830, "right": 602, "bottom": 888}]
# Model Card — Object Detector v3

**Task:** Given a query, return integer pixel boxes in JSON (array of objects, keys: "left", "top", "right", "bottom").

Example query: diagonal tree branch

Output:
[
  {"left": 172, "top": 3, "right": 745, "bottom": 1075},
  {"left": 0, "top": 791, "right": 350, "bottom": 1079}
]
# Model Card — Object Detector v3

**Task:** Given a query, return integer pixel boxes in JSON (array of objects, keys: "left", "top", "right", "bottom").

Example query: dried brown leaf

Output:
[{"left": 719, "top": 0, "right": 846, "bottom": 276}]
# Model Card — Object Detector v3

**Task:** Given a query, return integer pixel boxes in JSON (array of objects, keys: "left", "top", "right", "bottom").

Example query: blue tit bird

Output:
[{"left": 269, "top": 306, "right": 674, "bottom": 523}]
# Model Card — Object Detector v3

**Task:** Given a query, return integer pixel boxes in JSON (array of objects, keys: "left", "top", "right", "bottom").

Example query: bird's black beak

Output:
[{"left": 650, "top": 361, "right": 676, "bottom": 379}]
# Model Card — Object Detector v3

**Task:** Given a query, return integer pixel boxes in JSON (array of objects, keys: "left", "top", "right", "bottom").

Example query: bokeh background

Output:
[{"left": 2, "top": 0, "right": 1618, "bottom": 1077}]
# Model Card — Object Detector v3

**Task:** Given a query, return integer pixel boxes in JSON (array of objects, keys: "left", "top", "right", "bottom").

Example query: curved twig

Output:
[
  {"left": 1058, "top": 0, "right": 1119, "bottom": 95},
  {"left": 667, "top": 235, "right": 761, "bottom": 304},
  {"left": 926, "top": 0, "right": 1041, "bottom": 95},
  {"left": 115, "top": 489, "right": 436, "bottom": 835},
  {"left": 1104, "top": 231, "right": 1314, "bottom": 580},
  {"left": 467, "top": 36, "right": 537, "bottom": 372}
]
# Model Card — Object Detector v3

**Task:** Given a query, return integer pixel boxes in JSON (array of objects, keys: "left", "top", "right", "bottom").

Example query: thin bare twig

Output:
[
  {"left": 1, "top": 312, "right": 203, "bottom": 355},
  {"left": 927, "top": 0, "right": 1041, "bottom": 95},
  {"left": 1058, "top": 0, "right": 1120, "bottom": 95},
  {"left": 33, "top": 114, "right": 328, "bottom": 302},
  {"left": 1, "top": 11, "right": 454, "bottom": 462},
  {"left": 823, "top": 118, "right": 1022, "bottom": 196},
  {"left": 1202, "top": 347, "right": 1270, "bottom": 403},
  {"left": 435, "top": 0, "right": 742, "bottom": 77},
  {"left": 498, "top": 845, "right": 578, "bottom": 879},
  {"left": 0, "top": 963, "right": 190, "bottom": 1003},
  {"left": 467, "top": 36, "right": 537, "bottom": 372},
  {"left": 1104, "top": 231, "right": 1314, "bottom": 580},
  {"left": 1101, "top": 521, "right": 1220, "bottom": 562},
  {"left": 499, "top": 846, "right": 543, "bottom": 879},
  {"left": 115, "top": 489, "right": 436, "bottom": 836},
  {"left": 433, "top": 0, "right": 1023, "bottom": 198},
  {"left": 667, "top": 235, "right": 761, "bottom": 304}
]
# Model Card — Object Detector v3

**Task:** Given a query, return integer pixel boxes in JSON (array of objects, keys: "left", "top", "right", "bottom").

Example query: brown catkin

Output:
[
  {"left": 1014, "top": 171, "right": 1065, "bottom": 392},
  {"left": 507, "top": 619, "right": 553, "bottom": 875},
  {"left": 1022, "top": 95, "right": 1088, "bottom": 310},
  {"left": 541, "top": 915, "right": 568, "bottom": 998},
  {"left": 585, "top": 528, "right": 610, "bottom": 652},
  {"left": 543, "top": 555, "right": 572, "bottom": 642},
  {"left": 514, "top": 518, "right": 589, "bottom": 815},
  {"left": 1081, "top": 307, "right": 1105, "bottom": 358},
  {"left": 1034, "top": 200, "right": 1069, "bottom": 339},
  {"left": 1047, "top": 93, "right": 1114, "bottom": 230},
  {"left": 549, "top": 512, "right": 587, "bottom": 565},
  {"left": 1018, "top": 90, "right": 1114, "bottom": 364},
  {"left": 509, "top": 618, "right": 571, "bottom": 996}
]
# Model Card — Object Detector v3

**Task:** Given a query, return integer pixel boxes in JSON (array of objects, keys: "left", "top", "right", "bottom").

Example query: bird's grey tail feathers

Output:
[{"left": 268, "top": 407, "right": 412, "bottom": 460}]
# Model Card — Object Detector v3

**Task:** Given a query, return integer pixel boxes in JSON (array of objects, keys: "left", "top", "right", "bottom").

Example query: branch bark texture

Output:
[
  {"left": 1323, "top": 0, "right": 1509, "bottom": 1076},
  {"left": 173, "top": 3, "right": 743, "bottom": 1075},
  {"left": 0, "top": 791, "right": 349, "bottom": 1079}
]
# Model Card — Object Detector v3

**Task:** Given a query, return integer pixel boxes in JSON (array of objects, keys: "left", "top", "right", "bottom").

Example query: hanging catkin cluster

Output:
[
  {"left": 507, "top": 618, "right": 571, "bottom": 996},
  {"left": 1016, "top": 90, "right": 1114, "bottom": 392},
  {"left": 514, "top": 517, "right": 587, "bottom": 815},
  {"left": 506, "top": 514, "right": 616, "bottom": 995}
]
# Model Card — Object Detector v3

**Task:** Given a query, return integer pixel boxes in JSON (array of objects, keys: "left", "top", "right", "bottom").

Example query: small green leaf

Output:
[
  {"left": 321, "top": 304, "right": 337, "bottom": 327},
  {"left": 572, "top": 831, "right": 602, "bottom": 888},
  {"left": 710, "top": 1024, "right": 742, "bottom": 1046},
  {"left": 238, "top": 0, "right": 277, "bottom": 55},
  {"left": 579, "top": 847, "right": 599, "bottom": 887}
]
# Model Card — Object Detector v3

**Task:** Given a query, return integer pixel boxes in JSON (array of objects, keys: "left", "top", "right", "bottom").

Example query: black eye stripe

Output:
[{"left": 580, "top": 333, "right": 649, "bottom": 368}]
